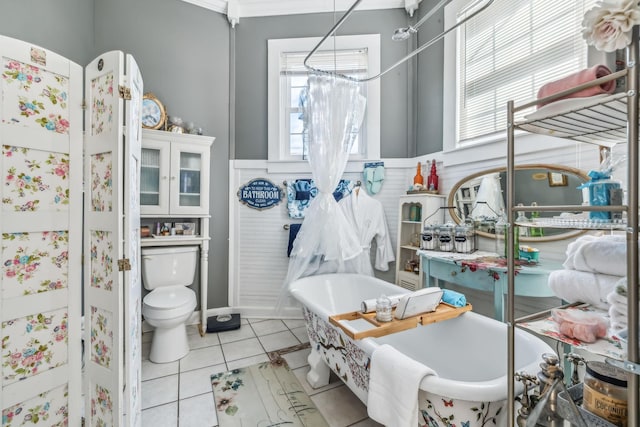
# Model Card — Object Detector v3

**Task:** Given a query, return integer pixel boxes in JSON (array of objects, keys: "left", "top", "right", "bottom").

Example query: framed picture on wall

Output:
[{"left": 548, "top": 172, "right": 568, "bottom": 187}]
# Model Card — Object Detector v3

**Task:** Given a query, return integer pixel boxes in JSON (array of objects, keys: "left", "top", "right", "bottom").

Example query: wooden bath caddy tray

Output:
[{"left": 329, "top": 302, "right": 472, "bottom": 340}]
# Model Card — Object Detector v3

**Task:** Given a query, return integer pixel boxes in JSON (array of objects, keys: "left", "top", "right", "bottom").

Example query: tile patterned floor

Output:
[{"left": 141, "top": 318, "right": 383, "bottom": 427}]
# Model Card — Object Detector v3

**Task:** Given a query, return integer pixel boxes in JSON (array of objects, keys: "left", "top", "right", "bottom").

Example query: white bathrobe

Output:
[{"left": 339, "top": 189, "right": 395, "bottom": 275}]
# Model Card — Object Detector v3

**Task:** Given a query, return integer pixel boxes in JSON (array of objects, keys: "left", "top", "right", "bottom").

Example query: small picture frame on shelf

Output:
[
  {"left": 175, "top": 222, "right": 196, "bottom": 235},
  {"left": 548, "top": 172, "right": 568, "bottom": 187}
]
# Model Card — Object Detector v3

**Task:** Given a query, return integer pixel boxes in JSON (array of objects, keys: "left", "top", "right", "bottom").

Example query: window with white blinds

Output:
[
  {"left": 267, "top": 35, "right": 381, "bottom": 164},
  {"left": 280, "top": 49, "right": 368, "bottom": 158},
  {"left": 455, "top": 0, "right": 596, "bottom": 144}
]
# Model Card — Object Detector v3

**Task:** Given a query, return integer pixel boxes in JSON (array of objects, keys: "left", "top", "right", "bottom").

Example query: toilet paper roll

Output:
[{"left": 361, "top": 294, "right": 405, "bottom": 313}]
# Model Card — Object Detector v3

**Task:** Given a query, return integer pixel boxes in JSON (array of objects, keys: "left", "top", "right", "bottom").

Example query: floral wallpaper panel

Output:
[
  {"left": 2, "top": 146, "right": 70, "bottom": 213},
  {"left": 90, "top": 306, "right": 113, "bottom": 369},
  {"left": 90, "top": 230, "right": 113, "bottom": 291},
  {"left": 90, "top": 72, "right": 114, "bottom": 136},
  {"left": 90, "top": 383, "right": 114, "bottom": 427},
  {"left": 2, "top": 384, "right": 68, "bottom": 426},
  {"left": 1, "top": 308, "right": 68, "bottom": 386},
  {"left": 2, "top": 231, "right": 68, "bottom": 298},
  {"left": 90, "top": 152, "right": 113, "bottom": 212},
  {"left": 1, "top": 57, "right": 70, "bottom": 134}
]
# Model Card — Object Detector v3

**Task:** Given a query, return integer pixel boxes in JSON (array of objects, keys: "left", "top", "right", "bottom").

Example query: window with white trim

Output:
[
  {"left": 445, "top": 0, "right": 597, "bottom": 147},
  {"left": 268, "top": 35, "right": 380, "bottom": 162}
]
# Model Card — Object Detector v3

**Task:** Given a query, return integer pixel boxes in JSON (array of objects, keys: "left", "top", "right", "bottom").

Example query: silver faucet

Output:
[{"left": 565, "top": 352, "right": 585, "bottom": 386}]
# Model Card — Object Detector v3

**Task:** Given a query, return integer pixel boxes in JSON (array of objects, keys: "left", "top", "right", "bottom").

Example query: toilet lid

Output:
[{"left": 144, "top": 286, "right": 195, "bottom": 310}]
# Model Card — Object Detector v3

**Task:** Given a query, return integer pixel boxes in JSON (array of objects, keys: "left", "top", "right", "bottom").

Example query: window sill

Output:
[
  {"left": 442, "top": 130, "right": 580, "bottom": 167},
  {"left": 265, "top": 159, "right": 379, "bottom": 174}
]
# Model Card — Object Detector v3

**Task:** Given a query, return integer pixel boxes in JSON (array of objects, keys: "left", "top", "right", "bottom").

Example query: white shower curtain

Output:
[{"left": 279, "top": 75, "right": 367, "bottom": 305}]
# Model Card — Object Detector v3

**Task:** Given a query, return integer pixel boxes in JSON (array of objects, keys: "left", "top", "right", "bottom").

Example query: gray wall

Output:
[
  {"left": 416, "top": 0, "right": 446, "bottom": 156},
  {"left": 1, "top": 0, "right": 94, "bottom": 65},
  {"left": 93, "top": 0, "right": 231, "bottom": 309},
  {"left": 1, "top": 0, "right": 444, "bottom": 309},
  {"left": 2, "top": 0, "right": 231, "bottom": 309},
  {"left": 234, "top": 9, "right": 412, "bottom": 159}
]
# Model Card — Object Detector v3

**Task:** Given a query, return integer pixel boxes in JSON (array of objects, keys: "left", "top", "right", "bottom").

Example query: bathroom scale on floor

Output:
[{"left": 206, "top": 314, "right": 241, "bottom": 333}]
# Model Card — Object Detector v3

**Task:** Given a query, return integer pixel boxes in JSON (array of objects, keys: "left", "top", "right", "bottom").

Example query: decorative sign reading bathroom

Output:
[{"left": 238, "top": 178, "right": 283, "bottom": 210}]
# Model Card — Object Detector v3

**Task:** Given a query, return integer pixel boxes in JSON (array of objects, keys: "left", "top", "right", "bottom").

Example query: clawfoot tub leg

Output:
[{"left": 306, "top": 347, "right": 330, "bottom": 388}]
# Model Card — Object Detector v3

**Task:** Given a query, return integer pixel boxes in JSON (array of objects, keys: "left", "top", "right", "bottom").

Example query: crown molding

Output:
[
  {"left": 237, "top": 0, "right": 406, "bottom": 18},
  {"left": 182, "top": 0, "right": 228, "bottom": 14},
  {"left": 183, "top": 0, "right": 421, "bottom": 24}
]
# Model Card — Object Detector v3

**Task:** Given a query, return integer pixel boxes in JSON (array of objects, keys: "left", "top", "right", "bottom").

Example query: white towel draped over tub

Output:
[{"left": 367, "top": 344, "right": 437, "bottom": 427}]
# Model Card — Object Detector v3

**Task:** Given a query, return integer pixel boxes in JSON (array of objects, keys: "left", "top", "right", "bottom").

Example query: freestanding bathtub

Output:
[{"left": 288, "top": 273, "right": 554, "bottom": 427}]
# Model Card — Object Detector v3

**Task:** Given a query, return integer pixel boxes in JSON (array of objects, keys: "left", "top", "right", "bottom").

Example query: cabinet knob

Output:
[
  {"left": 162, "top": 176, "right": 168, "bottom": 180},
  {"left": 450, "top": 271, "right": 457, "bottom": 277},
  {"left": 171, "top": 176, "right": 176, "bottom": 180}
]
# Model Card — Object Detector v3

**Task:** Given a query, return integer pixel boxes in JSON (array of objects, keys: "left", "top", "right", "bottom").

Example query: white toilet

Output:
[{"left": 141, "top": 245, "right": 198, "bottom": 363}]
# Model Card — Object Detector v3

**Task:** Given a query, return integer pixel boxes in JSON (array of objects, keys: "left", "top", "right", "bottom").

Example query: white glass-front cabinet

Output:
[{"left": 140, "top": 129, "right": 214, "bottom": 216}]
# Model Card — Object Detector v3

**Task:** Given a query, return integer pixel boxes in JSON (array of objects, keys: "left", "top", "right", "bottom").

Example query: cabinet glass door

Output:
[
  {"left": 139, "top": 140, "right": 169, "bottom": 215},
  {"left": 169, "top": 142, "right": 209, "bottom": 215},
  {"left": 141, "top": 148, "right": 160, "bottom": 206},
  {"left": 179, "top": 152, "right": 201, "bottom": 207}
]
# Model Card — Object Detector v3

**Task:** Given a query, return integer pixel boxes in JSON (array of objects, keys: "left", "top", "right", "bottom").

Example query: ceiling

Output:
[{"left": 182, "top": 0, "right": 421, "bottom": 26}]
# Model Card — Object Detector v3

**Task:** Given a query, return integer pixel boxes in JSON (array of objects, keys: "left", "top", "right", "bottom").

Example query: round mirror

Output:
[{"left": 447, "top": 164, "right": 590, "bottom": 242}]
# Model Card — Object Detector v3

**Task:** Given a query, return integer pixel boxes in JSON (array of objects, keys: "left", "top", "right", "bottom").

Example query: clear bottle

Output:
[{"left": 515, "top": 203, "right": 529, "bottom": 237}]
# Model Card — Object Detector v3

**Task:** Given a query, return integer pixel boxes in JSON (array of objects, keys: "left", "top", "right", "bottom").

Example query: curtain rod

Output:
[{"left": 303, "top": 0, "right": 495, "bottom": 82}]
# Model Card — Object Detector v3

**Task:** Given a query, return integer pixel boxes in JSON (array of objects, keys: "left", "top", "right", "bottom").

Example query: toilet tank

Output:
[{"left": 141, "top": 246, "right": 198, "bottom": 290}]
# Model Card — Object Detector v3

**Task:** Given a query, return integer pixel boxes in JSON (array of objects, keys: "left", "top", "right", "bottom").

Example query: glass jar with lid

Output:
[
  {"left": 454, "top": 224, "right": 475, "bottom": 253},
  {"left": 421, "top": 224, "right": 437, "bottom": 250},
  {"left": 438, "top": 223, "right": 455, "bottom": 252},
  {"left": 375, "top": 294, "right": 393, "bottom": 322},
  {"left": 582, "top": 361, "right": 628, "bottom": 426}
]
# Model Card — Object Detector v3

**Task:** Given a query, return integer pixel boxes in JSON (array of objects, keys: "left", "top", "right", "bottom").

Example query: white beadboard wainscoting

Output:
[{"left": 228, "top": 136, "right": 605, "bottom": 320}]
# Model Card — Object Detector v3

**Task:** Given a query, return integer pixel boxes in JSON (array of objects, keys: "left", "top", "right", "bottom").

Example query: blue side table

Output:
[{"left": 417, "top": 250, "right": 561, "bottom": 322}]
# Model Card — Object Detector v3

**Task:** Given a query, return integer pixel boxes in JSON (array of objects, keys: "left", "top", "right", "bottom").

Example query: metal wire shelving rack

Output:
[{"left": 505, "top": 30, "right": 640, "bottom": 426}]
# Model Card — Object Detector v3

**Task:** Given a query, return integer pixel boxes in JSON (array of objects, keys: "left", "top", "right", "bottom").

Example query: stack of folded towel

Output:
[
  {"left": 548, "top": 234, "right": 625, "bottom": 309},
  {"left": 607, "top": 278, "right": 628, "bottom": 331}
]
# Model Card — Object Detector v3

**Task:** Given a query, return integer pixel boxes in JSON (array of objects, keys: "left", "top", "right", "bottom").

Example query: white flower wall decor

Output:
[{"left": 583, "top": 0, "right": 640, "bottom": 52}]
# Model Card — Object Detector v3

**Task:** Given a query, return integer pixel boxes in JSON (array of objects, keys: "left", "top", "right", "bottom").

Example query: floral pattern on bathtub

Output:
[
  {"left": 90, "top": 152, "right": 113, "bottom": 212},
  {"left": 1, "top": 309, "right": 68, "bottom": 385},
  {"left": 90, "top": 306, "right": 113, "bottom": 369},
  {"left": 2, "top": 57, "right": 70, "bottom": 134},
  {"left": 2, "top": 384, "right": 68, "bottom": 426},
  {"left": 2, "top": 146, "right": 70, "bottom": 212},
  {"left": 302, "top": 307, "right": 369, "bottom": 394},
  {"left": 90, "top": 230, "right": 113, "bottom": 291},
  {"left": 419, "top": 395, "right": 506, "bottom": 427},
  {"left": 91, "top": 72, "right": 114, "bottom": 136},
  {"left": 2, "top": 231, "right": 68, "bottom": 297},
  {"left": 90, "top": 383, "right": 114, "bottom": 427}
]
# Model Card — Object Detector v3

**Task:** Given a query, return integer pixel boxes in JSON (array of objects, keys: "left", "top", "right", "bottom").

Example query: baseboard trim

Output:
[{"left": 141, "top": 306, "right": 304, "bottom": 333}]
